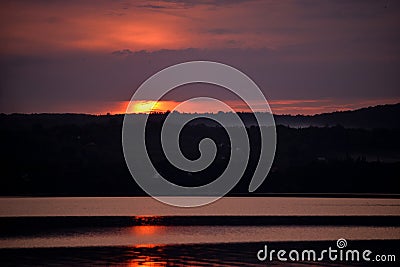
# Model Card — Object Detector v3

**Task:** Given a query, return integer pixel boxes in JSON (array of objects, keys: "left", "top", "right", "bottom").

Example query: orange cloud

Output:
[
  {"left": 0, "top": 1, "right": 190, "bottom": 55},
  {"left": 0, "top": 0, "right": 312, "bottom": 55}
]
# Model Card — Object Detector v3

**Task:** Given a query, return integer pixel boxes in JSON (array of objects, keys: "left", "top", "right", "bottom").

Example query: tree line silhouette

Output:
[{"left": 0, "top": 104, "right": 399, "bottom": 196}]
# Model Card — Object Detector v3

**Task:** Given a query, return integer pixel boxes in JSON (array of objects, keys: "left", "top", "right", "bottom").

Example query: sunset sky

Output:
[{"left": 1, "top": 0, "right": 399, "bottom": 115}]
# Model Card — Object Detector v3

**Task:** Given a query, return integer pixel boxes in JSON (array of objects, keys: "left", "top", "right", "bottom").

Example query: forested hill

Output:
[
  {"left": 1, "top": 103, "right": 399, "bottom": 129},
  {"left": 0, "top": 103, "right": 399, "bottom": 196},
  {"left": 275, "top": 103, "right": 400, "bottom": 129}
]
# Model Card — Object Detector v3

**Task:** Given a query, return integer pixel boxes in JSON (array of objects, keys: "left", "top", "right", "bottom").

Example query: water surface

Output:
[
  {"left": 0, "top": 197, "right": 399, "bottom": 266},
  {"left": 1, "top": 196, "right": 399, "bottom": 217}
]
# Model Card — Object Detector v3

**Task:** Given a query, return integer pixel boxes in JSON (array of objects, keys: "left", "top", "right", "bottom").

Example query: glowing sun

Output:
[{"left": 129, "top": 101, "right": 161, "bottom": 114}]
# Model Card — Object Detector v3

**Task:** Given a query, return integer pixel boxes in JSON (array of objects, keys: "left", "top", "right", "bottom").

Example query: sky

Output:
[{"left": 0, "top": 0, "right": 399, "bottom": 115}]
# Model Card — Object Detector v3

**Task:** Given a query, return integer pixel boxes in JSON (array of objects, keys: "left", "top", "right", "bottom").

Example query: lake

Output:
[{"left": 0, "top": 197, "right": 399, "bottom": 266}]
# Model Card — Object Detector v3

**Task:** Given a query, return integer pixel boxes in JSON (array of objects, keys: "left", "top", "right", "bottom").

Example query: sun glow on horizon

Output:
[
  {"left": 123, "top": 100, "right": 179, "bottom": 114},
  {"left": 130, "top": 101, "right": 161, "bottom": 114},
  {"left": 106, "top": 98, "right": 400, "bottom": 116},
  {"left": 116, "top": 99, "right": 250, "bottom": 115}
]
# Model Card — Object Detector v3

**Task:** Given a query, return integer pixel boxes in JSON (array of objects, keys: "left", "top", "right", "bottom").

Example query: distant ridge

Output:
[
  {"left": 1, "top": 103, "right": 399, "bottom": 129},
  {"left": 1, "top": 102, "right": 399, "bottom": 196},
  {"left": 275, "top": 103, "right": 400, "bottom": 129}
]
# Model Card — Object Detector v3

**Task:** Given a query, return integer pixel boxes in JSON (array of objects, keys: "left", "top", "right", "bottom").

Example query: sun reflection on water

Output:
[
  {"left": 126, "top": 217, "right": 168, "bottom": 266},
  {"left": 131, "top": 225, "right": 162, "bottom": 236},
  {"left": 127, "top": 256, "right": 167, "bottom": 267}
]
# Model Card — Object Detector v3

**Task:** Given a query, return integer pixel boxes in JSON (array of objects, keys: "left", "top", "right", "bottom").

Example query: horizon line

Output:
[{"left": 2, "top": 102, "right": 398, "bottom": 117}]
